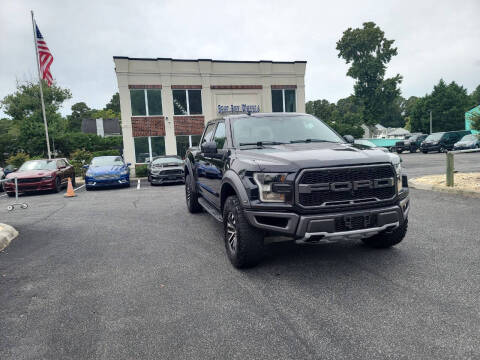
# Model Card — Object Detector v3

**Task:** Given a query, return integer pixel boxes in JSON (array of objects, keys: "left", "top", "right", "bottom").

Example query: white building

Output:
[{"left": 113, "top": 57, "right": 306, "bottom": 172}]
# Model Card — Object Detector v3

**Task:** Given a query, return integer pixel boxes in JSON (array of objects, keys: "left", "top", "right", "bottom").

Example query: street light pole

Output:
[{"left": 429, "top": 110, "right": 432, "bottom": 134}]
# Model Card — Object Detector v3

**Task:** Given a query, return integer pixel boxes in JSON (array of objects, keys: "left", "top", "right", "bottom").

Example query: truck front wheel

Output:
[
  {"left": 362, "top": 220, "right": 408, "bottom": 248},
  {"left": 185, "top": 174, "right": 202, "bottom": 213},
  {"left": 223, "top": 195, "right": 264, "bottom": 268}
]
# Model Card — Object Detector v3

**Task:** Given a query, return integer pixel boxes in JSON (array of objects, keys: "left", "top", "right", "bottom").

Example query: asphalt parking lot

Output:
[
  {"left": 400, "top": 151, "right": 480, "bottom": 178},
  {"left": 1, "top": 160, "right": 480, "bottom": 359}
]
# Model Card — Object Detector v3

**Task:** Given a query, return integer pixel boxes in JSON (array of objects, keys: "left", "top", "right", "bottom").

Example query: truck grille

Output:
[{"left": 296, "top": 165, "right": 396, "bottom": 207}]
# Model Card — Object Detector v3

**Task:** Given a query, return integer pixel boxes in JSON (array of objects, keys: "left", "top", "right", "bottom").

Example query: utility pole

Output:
[{"left": 429, "top": 110, "right": 432, "bottom": 134}]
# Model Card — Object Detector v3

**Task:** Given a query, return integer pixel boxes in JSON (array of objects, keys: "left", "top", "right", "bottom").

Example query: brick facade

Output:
[
  {"left": 173, "top": 116, "right": 205, "bottom": 136},
  {"left": 128, "top": 85, "right": 162, "bottom": 89},
  {"left": 271, "top": 85, "right": 297, "bottom": 89},
  {"left": 210, "top": 85, "right": 262, "bottom": 89},
  {"left": 171, "top": 85, "right": 202, "bottom": 89},
  {"left": 131, "top": 116, "right": 166, "bottom": 137}
]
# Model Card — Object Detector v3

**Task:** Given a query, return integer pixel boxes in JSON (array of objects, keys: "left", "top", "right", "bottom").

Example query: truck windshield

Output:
[{"left": 232, "top": 115, "right": 343, "bottom": 147}]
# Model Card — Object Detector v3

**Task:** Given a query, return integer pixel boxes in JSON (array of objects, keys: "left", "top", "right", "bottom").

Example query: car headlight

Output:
[
  {"left": 253, "top": 173, "right": 289, "bottom": 202},
  {"left": 120, "top": 170, "right": 128, "bottom": 176}
]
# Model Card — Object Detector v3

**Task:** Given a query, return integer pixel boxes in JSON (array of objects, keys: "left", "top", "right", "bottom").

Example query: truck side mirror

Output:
[
  {"left": 343, "top": 135, "right": 354, "bottom": 144},
  {"left": 201, "top": 141, "right": 218, "bottom": 154}
]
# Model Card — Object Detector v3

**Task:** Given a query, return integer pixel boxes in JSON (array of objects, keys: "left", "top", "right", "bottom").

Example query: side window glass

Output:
[
  {"left": 201, "top": 123, "right": 216, "bottom": 144},
  {"left": 213, "top": 122, "right": 226, "bottom": 149}
]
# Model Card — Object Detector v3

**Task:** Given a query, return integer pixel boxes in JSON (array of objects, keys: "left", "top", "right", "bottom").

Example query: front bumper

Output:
[
  {"left": 420, "top": 143, "right": 440, "bottom": 152},
  {"left": 150, "top": 173, "right": 184, "bottom": 184},
  {"left": 3, "top": 178, "right": 56, "bottom": 192},
  {"left": 244, "top": 194, "right": 410, "bottom": 242},
  {"left": 85, "top": 176, "right": 129, "bottom": 187}
]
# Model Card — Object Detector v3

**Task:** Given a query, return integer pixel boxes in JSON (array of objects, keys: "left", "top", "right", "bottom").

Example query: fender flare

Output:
[
  {"left": 221, "top": 170, "right": 251, "bottom": 209},
  {"left": 184, "top": 159, "right": 196, "bottom": 191}
]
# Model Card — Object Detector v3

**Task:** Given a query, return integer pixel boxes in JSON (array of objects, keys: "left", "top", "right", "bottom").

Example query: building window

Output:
[
  {"left": 134, "top": 136, "right": 165, "bottom": 163},
  {"left": 173, "top": 89, "right": 202, "bottom": 115},
  {"left": 130, "top": 89, "right": 163, "bottom": 116},
  {"left": 271, "top": 89, "right": 296, "bottom": 112},
  {"left": 176, "top": 135, "right": 202, "bottom": 159}
]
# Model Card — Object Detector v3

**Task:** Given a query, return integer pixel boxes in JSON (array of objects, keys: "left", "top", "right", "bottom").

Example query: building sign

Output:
[{"left": 217, "top": 104, "right": 260, "bottom": 114}]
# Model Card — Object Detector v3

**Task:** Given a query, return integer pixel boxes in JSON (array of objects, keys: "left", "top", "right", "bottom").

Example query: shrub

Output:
[
  {"left": 135, "top": 164, "right": 148, "bottom": 177},
  {"left": 6, "top": 152, "right": 30, "bottom": 168},
  {"left": 92, "top": 149, "right": 120, "bottom": 158},
  {"left": 70, "top": 149, "right": 93, "bottom": 177}
]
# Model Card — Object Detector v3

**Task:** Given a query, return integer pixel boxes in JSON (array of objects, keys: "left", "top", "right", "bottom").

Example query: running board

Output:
[{"left": 198, "top": 197, "right": 223, "bottom": 222}]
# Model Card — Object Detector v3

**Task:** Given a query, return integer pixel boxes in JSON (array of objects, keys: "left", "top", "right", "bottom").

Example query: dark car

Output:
[
  {"left": 453, "top": 134, "right": 480, "bottom": 150},
  {"left": 3, "top": 158, "right": 75, "bottom": 197},
  {"left": 84, "top": 156, "right": 130, "bottom": 190},
  {"left": 147, "top": 155, "right": 184, "bottom": 185},
  {"left": 184, "top": 113, "right": 409, "bottom": 268},
  {"left": 354, "top": 139, "right": 390, "bottom": 152},
  {"left": 420, "top": 130, "right": 471, "bottom": 153},
  {"left": 395, "top": 134, "right": 427, "bottom": 153}
]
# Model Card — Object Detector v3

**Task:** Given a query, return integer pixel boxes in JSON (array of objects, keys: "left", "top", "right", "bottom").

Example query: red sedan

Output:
[{"left": 4, "top": 158, "right": 75, "bottom": 197}]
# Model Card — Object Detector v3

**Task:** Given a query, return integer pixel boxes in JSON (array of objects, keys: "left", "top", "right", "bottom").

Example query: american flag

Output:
[{"left": 35, "top": 24, "right": 54, "bottom": 86}]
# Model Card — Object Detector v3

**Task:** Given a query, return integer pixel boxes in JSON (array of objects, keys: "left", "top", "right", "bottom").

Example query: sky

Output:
[{"left": 1, "top": 0, "right": 479, "bottom": 118}]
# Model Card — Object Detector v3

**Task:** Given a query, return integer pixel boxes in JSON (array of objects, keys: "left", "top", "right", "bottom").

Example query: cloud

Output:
[{"left": 1, "top": 0, "right": 479, "bottom": 117}]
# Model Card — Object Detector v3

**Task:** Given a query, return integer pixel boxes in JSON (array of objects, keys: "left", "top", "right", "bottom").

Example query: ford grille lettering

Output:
[{"left": 298, "top": 177, "right": 395, "bottom": 194}]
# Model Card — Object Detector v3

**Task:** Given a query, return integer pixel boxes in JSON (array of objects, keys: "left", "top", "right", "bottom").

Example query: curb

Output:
[
  {"left": 0, "top": 223, "right": 19, "bottom": 252},
  {"left": 409, "top": 180, "right": 480, "bottom": 198}
]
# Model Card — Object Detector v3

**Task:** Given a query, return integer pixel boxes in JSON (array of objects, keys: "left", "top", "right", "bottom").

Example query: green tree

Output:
[
  {"left": 104, "top": 92, "right": 120, "bottom": 114},
  {"left": 67, "top": 102, "right": 92, "bottom": 132},
  {"left": 1, "top": 80, "right": 72, "bottom": 156},
  {"left": 470, "top": 85, "right": 480, "bottom": 106},
  {"left": 336, "top": 22, "right": 402, "bottom": 126},
  {"left": 410, "top": 79, "right": 474, "bottom": 133}
]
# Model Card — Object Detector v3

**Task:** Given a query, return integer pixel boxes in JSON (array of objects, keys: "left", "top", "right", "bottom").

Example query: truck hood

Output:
[{"left": 235, "top": 142, "right": 398, "bottom": 172}]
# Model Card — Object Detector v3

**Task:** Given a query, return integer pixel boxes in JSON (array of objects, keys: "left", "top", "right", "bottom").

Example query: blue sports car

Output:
[{"left": 84, "top": 156, "right": 131, "bottom": 190}]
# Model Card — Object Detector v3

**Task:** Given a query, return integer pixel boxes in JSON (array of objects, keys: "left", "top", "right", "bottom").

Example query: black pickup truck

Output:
[{"left": 184, "top": 113, "right": 409, "bottom": 268}]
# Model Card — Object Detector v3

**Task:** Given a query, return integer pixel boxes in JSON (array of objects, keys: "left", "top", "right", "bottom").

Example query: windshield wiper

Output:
[
  {"left": 290, "top": 139, "right": 339, "bottom": 144},
  {"left": 239, "top": 141, "right": 286, "bottom": 147}
]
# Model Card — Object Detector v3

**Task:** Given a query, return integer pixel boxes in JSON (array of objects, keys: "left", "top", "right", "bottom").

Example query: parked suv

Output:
[
  {"left": 184, "top": 113, "right": 409, "bottom": 268},
  {"left": 420, "top": 130, "right": 471, "bottom": 153},
  {"left": 395, "top": 134, "right": 427, "bottom": 153}
]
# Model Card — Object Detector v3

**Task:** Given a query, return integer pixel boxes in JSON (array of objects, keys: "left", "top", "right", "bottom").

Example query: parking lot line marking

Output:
[
  {"left": 74, "top": 184, "right": 85, "bottom": 192},
  {"left": 137, "top": 179, "right": 140, "bottom": 190},
  {"left": 0, "top": 194, "right": 7, "bottom": 198}
]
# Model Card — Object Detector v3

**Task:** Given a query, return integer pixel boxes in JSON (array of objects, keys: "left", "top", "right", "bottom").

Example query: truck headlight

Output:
[
  {"left": 253, "top": 173, "right": 289, "bottom": 202},
  {"left": 394, "top": 163, "right": 402, "bottom": 191}
]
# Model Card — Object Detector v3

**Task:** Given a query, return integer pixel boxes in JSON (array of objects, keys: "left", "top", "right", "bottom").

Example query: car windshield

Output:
[
  {"left": 18, "top": 160, "right": 57, "bottom": 171},
  {"left": 232, "top": 115, "right": 343, "bottom": 147},
  {"left": 152, "top": 157, "right": 183, "bottom": 166},
  {"left": 459, "top": 134, "right": 475, "bottom": 142},
  {"left": 91, "top": 156, "right": 124, "bottom": 166},
  {"left": 355, "top": 139, "right": 376, "bottom": 147},
  {"left": 425, "top": 132, "right": 444, "bottom": 141}
]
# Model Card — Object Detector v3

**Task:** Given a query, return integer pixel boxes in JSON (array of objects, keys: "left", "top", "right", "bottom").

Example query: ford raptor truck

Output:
[{"left": 184, "top": 113, "right": 409, "bottom": 268}]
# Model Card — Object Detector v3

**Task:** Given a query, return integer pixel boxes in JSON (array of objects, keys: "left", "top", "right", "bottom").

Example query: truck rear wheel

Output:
[
  {"left": 185, "top": 174, "right": 201, "bottom": 213},
  {"left": 223, "top": 195, "right": 264, "bottom": 268},
  {"left": 362, "top": 220, "right": 408, "bottom": 248}
]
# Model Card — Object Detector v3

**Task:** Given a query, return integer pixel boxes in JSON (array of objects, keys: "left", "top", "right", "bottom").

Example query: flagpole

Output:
[{"left": 31, "top": 10, "right": 52, "bottom": 160}]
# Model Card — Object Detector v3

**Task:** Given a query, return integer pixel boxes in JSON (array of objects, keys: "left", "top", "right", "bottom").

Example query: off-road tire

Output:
[
  {"left": 362, "top": 220, "right": 408, "bottom": 249},
  {"left": 223, "top": 195, "right": 264, "bottom": 268},
  {"left": 185, "top": 174, "right": 201, "bottom": 213}
]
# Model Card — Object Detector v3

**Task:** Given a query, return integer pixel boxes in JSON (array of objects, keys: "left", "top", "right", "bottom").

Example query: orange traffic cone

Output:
[{"left": 64, "top": 177, "right": 76, "bottom": 197}]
